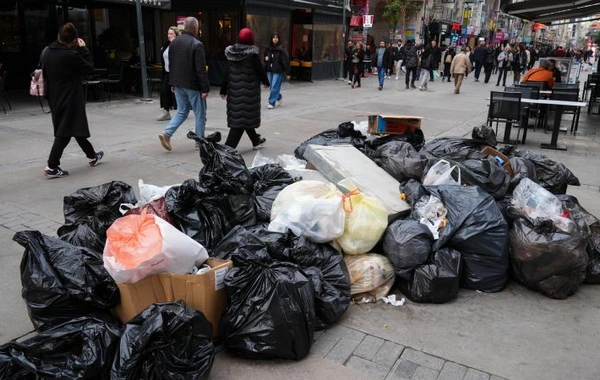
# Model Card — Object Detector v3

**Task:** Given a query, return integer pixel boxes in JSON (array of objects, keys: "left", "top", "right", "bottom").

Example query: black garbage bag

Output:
[
  {"left": 337, "top": 121, "right": 365, "bottom": 138},
  {"left": 0, "top": 317, "right": 120, "bottom": 380},
  {"left": 189, "top": 131, "right": 255, "bottom": 192},
  {"left": 212, "top": 225, "right": 272, "bottom": 265},
  {"left": 557, "top": 195, "right": 600, "bottom": 284},
  {"left": 383, "top": 218, "right": 433, "bottom": 279},
  {"left": 401, "top": 183, "right": 509, "bottom": 292},
  {"left": 418, "top": 137, "right": 487, "bottom": 162},
  {"left": 370, "top": 141, "right": 427, "bottom": 183},
  {"left": 511, "top": 150, "right": 580, "bottom": 194},
  {"left": 509, "top": 156, "right": 537, "bottom": 193},
  {"left": 250, "top": 164, "right": 296, "bottom": 222},
  {"left": 58, "top": 181, "right": 137, "bottom": 252},
  {"left": 450, "top": 158, "right": 510, "bottom": 199},
  {"left": 398, "top": 247, "right": 462, "bottom": 304},
  {"left": 471, "top": 125, "right": 498, "bottom": 146},
  {"left": 294, "top": 125, "right": 366, "bottom": 160},
  {"left": 112, "top": 301, "right": 214, "bottom": 380},
  {"left": 220, "top": 261, "right": 315, "bottom": 360},
  {"left": 495, "top": 195, "right": 513, "bottom": 226},
  {"left": 14, "top": 230, "right": 119, "bottom": 331},
  {"left": 508, "top": 210, "right": 588, "bottom": 299}
]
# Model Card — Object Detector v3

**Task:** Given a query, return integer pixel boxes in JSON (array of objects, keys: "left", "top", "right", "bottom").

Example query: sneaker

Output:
[
  {"left": 158, "top": 133, "right": 171, "bottom": 151},
  {"left": 253, "top": 137, "right": 266, "bottom": 150},
  {"left": 378, "top": 86, "right": 382, "bottom": 91},
  {"left": 44, "top": 167, "right": 69, "bottom": 178},
  {"left": 156, "top": 110, "right": 171, "bottom": 121},
  {"left": 89, "top": 151, "right": 104, "bottom": 167},
  {"left": 410, "top": 84, "right": 417, "bottom": 89},
  {"left": 395, "top": 76, "right": 398, "bottom": 80},
  {"left": 267, "top": 104, "right": 274, "bottom": 109},
  {"left": 276, "top": 99, "right": 282, "bottom": 107}
]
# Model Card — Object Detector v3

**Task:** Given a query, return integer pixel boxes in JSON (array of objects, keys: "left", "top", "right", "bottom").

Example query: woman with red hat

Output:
[{"left": 220, "top": 27, "right": 270, "bottom": 149}]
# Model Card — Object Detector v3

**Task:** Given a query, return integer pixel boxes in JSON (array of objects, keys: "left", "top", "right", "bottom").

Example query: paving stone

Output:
[
  {"left": 387, "top": 359, "right": 418, "bottom": 380},
  {"left": 346, "top": 355, "right": 390, "bottom": 380},
  {"left": 353, "top": 335, "right": 385, "bottom": 361},
  {"left": 437, "top": 361, "right": 468, "bottom": 380},
  {"left": 400, "top": 348, "right": 445, "bottom": 371},
  {"left": 490, "top": 376, "right": 508, "bottom": 380},
  {"left": 324, "top": 327, "right": 365, "bottom": 364},
  {"left": 412, "top": 365, "right": 439, "bottom": 380},
  {"left": 373, "top": 340, "right": 404, "bottom": 368},
  {"left": 463, "top": 368, "right": 491, "bottom": 380},
  {"left": 310, "top": 331, "right": 342, "bottom": 358}
]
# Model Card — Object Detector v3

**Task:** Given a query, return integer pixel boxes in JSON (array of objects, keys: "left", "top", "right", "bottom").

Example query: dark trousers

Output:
[
  {"left": 474, "top": 61, "right": 483, "bottom": 79},
  {"left": 483, "top": 63, "right": 494, "bottom": 83},
  {"left": 159, "top": 72, "right": 176, "bottom": 111},
  {"left": 405, "top": 67, "right": 417, "bottom": 86},
  {"left": 496, "top": 67, "right": 508, "bottom": 86},
  {"left": 225, "top": 128, "right": 261, "bottom": 149},
  {"left": 48, "top": 136, "right": 96, "bottom": 169},
  {"left": 344, "top": 61, "right": 353, "bottom": 81},
  {"left": 443, "top": 63, "right": 451, "bottom": 81},
  {"left": 352, "top": 64, "right": 362, "bottom": 86}
]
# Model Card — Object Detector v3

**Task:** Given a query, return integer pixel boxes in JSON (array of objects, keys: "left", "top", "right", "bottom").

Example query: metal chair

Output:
[
  {"left": 505, "top": 86, "right": 533, "bottom": 139},
  {"left": 0, "top": 70, "right": 12, "bottom": 114},
  {"left": 585, "top": 73, "right": 600, "bottom": 114},
  {"left": 549, "top": 90, "right": 580, "bottom": 134},
  {"left": 103, "top": 61, "right": 126, "bottom": 101},
  {"left": 488, "top": 91, "right": 524, "bottom": 144},
  {"left": 147, "top": 67, "right": 162, "bottom": 97}
]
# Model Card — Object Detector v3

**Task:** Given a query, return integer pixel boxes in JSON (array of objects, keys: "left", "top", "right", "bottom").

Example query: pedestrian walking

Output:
[
  {"left": 442, "top": 46, "right": 455, "bottom": 82},
  {"left": 483, "top": 43, "right": 495, "bottom": 83},
  {"left": 156, "top": 26, "right": 180, "bottom": 121},
  {"left": 428, "top": 40, "right": 441, "bottom": 81},
  {"left": 404, "top": 40, "right": 419, "bottom": 89},
  {"left": 394, "top": 39, "right": 405, "bottom": 80},
  {"left": 351, "top": 41, "right": 364, "bottom": 88},
  {"left": 158, "top": 17, "right": 209, "bottom": 151},
  {"left": 419, "top": 43, "right": 433, "bottom": 91},
  {"left": 450, "top": 46, "right": 472, "bottom": 94},
  {"left": 375, "top": 40, "right": 392, "bottom": 90},
  {"left": 43, "top": 22, "right": 103, "bottom": 178},
  {"left": 495, "top": 45, "right": 512, "bottom": 87},
  {"left": 220, "top": 28, "right": 269, "bottom": 150},
  {"left": 472, "top": 42, "right": 486, "bottom": 81},
  {"left": 344, "top": 40, "right": 355, "bottom": 84},
  {"left": 264, "top": 32, "right": 291, "bottom": 109},
  {"left": 512, "top": 44, "right": 527, "bottom": 84}
]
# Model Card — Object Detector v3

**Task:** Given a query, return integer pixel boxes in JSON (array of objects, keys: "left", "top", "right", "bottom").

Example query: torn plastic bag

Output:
[
  {"left": 471, "top": 125, "right": 498, "bottom": 146},
  {"left": 138, "top": 178, "right": 180, "bottom": 205},
  {"left": 402, "top": 182, "right": 509, "bottom": 292},
  {"left": 123, "top": 196, "right": 175, "bottom": 225},
  {"left": 336, "top": 180, "right": 388, "bottom": 255},
  {"left": 220, "top": 261, "right": 315, "bottom": 360},
  {"left": 215, "top": 225, "right": 350, "bottom": 329},
  {"left": 383, "top": 218, "right": 433, "bottom": 280},
  {"left": 103, "top": 212, "right": 209, "bottom": 283},
  {"left": 189, "top": 131, "right": 255, "bottom": 193},
  {"left": 14, "top": 230, "right": 119, "bottom": 331},
  {"left": 58, "top": 181, "right": 137, "bottom": 252},
  {"left": 269, "top": 180, "right": 345, "bottom": 243},
  {"left": 112, "top": 301, "right": 214, "bottom": 380},
  {"left": 294, "top": 124, "right": 366, "bottom": 160},
  {"left": 512, "top": 178, "right": 575, "bottom": 233},
  {"left": 557, "top": 195, "right": 600, "bottom": 284},
  {"left": 398, "top": 247, "right": 462, "bottom": 304},
  {"left": 508, "top": 210, "right": 588, "bottom": 299},
  {"left": 509, "top": 156, "right": 537, "bottom": 193},
  {"left": 412, "top": 195, "right": 448, "bottom": 239},
  {"left": 369, "top": 141, "right": 426, "bottom": 183},
  {"left": 344, "top": 254, "right": 395, "bottom": 300},
  {"left": 250, "top": 163, "right": 296, "bottom": 222},
  {"left": 511, "top": 150, "right": 580, "bottom": 194},
  {"left": 0, "top": 317, "right": 120, "bottom": 380},
  {"left": 423, "top": 159, "right": 461, "bottom": 186}
]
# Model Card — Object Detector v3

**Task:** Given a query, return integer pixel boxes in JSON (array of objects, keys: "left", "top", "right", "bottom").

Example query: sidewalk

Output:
[{"left": 1, "top": 73, "right": 599, "bottom": 380}]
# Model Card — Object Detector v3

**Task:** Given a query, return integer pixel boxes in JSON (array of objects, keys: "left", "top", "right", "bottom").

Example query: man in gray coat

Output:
[{"left": 158, "top": 17, "right": 210, "bottom": 151}]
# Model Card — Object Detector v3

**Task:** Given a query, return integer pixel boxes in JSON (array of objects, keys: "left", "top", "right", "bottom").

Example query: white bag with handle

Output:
[{"left": 423, "top": 159, "right": 461, "bottom": 186}]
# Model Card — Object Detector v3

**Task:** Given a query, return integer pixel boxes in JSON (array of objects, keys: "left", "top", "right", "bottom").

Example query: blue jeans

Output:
[
  {"left": 267, "top": 72, "right": 283, "bottom": 106},
  {"left": 163, "top": 86, "right": 206, "bottom": 139},
  {"left": 377, "top": 66, "right": 385, "bottom": 87}
]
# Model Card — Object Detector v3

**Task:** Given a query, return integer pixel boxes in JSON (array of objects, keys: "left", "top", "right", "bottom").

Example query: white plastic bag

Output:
[
  {"left": 335, "top": 180, "right": 388, "bottom": 255},
  {"left": 413, "top": 195, "right": 448, "bottom": 239},
  {"left": 251, "top": 151, "right": 307, "bottom": 170},
  {"left": 344, "top": 254, "right": 395, "bottom": 301},
  {"left": 251, "top": 151, "right": 276, "bottom": 168},
  {"left": 138, "top": 178, "right": 179, "bottom": 205},
  {"left": 512, "top": 178, "right": 575, "bottom": 233},
  {"left": 269, "top": 180, "right": 345, "bottom": 243},
  {"left": 423, "top": 159, "right": 461, "bottom": 186},
  {"left": 103, "top": 212, "right": 209, "bottom": 283}
]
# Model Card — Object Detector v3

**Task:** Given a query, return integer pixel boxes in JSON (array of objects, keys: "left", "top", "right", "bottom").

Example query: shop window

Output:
[
  {"left": 312, "top": 24, "right": 342, "bottom": 62},
  {"left": 247, "top": 14, "right": 291, "bottom": 55}
]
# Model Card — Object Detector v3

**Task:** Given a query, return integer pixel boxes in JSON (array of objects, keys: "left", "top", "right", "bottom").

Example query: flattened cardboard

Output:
[{"left": 113, "top": 258, "right": 232, "bottom": 339}]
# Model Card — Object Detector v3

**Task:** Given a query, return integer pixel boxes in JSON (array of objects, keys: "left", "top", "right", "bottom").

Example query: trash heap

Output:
[{"left": 1, "top": 122, "right": 599, "bottom": 377}]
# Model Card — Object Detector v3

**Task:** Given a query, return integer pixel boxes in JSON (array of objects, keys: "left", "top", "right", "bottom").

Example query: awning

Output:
[
  {"left": 501, "top": 0, "right": 600, "bottom": 25},
  {"left": 94, "top": 0, "right": 171, "bottom": 10}
]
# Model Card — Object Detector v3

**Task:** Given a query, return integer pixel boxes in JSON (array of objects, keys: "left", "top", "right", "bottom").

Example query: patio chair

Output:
[{"left": 488, "top": 91, "right": 524, "bottom": 144}]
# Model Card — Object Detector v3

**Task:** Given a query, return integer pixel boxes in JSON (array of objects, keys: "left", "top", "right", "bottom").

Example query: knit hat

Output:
[{"left": 238, "top": 28, "right": 254, "bottom": 45}]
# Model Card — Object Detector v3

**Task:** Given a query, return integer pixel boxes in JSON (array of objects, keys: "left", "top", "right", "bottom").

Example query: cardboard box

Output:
[
  {"left": 481, "top": 146, "right": 514, "bottom": 177},
  {"left": 113, "top": 258, "right": 233, "bottom": 339},
  {"left": 367, "top": 115, "right": 422, "bottom": 135}
]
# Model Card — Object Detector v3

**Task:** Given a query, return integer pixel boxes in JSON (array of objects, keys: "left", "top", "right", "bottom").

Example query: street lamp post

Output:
[{"left": 339, "top": 0, "right": 347, "bottom": 80}]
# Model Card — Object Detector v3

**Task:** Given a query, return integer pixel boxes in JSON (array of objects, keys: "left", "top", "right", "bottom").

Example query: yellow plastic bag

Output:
[
  {"left": 336, "top": 180, "right": 388, "bottom": 255},
  {"left": 344, "top": 254, "right": 395, "bottom": 300}
]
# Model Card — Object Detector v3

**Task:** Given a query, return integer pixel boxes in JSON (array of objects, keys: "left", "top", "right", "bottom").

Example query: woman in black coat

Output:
[
  {"left": 156, "top": 26, "right": 179, "bottom": 121},
  {"left": 220, "top": 28, "right": 270, "bottom": 149},
  {"left": 43, "top": 22, "right": 103, "bottom": 178}
]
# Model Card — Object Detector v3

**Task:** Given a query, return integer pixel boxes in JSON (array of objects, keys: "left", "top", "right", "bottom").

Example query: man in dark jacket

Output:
[
  {"left": 428, "top": 40, "right": 441, "bottom": 81},
  {"left": 344, "top": 40, "right": 354, "bottom": 83},
  {"left": 158, "top": 17, "right": 210, "bottom": 151},
  {"left": 404, "top": 40, "right": 419, "bottom": 89},
  {"left": 472, "top": 41, "right": 486, "bottom": 81},
  {"left": 483, "top": 43, "right": 496, "bottom": 83}
]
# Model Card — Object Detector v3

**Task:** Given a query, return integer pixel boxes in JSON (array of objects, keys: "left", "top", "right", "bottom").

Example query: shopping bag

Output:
[{"left": 433, "top": 70, "right": 440, "bottom": 79}]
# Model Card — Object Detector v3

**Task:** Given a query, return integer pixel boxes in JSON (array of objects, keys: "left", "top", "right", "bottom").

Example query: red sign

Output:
[
  {"left": 350, "top": 16, "right": 362, "bottom": 27},
  {"left": 363, "top": 15, "right": 374, "bottom": 27},
  {"left": 451, "top": 22, "right": 461, "bottom": 31}
]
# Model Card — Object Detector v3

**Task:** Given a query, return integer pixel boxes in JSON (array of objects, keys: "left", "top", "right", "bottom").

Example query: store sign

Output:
[
  {"left": 363, "top": 15, "right": 374, "bottom": 28},
  {"left": 95, "top": 0, "right": 171, "bottom": 10}
]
